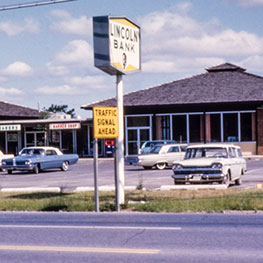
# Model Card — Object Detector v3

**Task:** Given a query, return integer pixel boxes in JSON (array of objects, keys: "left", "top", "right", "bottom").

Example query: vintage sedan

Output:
[
  {"left": 126, "top": 144, "right": 187, "bottom": 170},
  {"left": 172, "top": 144, "right": 246, "bottom": 187},
  {"left": 0, "top": 151, "right": 14, "bottom": 171},
  {"left": 1, "top": 146, "right": 79, "bottom": 174}
]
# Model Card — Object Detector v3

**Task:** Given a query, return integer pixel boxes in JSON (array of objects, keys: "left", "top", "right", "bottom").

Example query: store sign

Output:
[
  {"left": 49, "top": 123, "right": 81, "bottom": 130},
  {"left": 93, "top": 107, "right": 118, "bottom": 138},
  {"left": 93, "top": 16, "right": 141, "bottom": 75},
  {"left": 0, "top": 124, "right": 21, "bottom": 131}
]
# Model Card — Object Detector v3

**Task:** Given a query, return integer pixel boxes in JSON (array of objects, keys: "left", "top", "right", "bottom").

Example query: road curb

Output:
[
  {"left": 74, "top": 186, "right": 137, "bottom": 192},
  {"left": 160, "top": 185, "right": 228, "bottom": 190},
  {"left": 0, "top": 187, "right": 61, "bottom": 193}
]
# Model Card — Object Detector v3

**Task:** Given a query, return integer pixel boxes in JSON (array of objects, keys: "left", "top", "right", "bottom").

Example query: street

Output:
[
  {"left": 0, "top": 158, "right": 263, "bottom": 191},
  {"left": 0, "top": 212, "right": 262, "bottom": 263}
]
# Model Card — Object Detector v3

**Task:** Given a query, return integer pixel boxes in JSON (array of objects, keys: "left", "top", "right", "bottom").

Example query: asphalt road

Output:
[
  {"left": 0, "top": 212, "right": 262, "bottom": 263},
  {"left": 0, "top": 158, "right": 263, "bottom": 191}
]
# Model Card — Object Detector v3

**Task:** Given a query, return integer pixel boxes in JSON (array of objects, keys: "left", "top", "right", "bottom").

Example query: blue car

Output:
[{"left": 1, "top": 146, "right": 79, "bottom": 174}]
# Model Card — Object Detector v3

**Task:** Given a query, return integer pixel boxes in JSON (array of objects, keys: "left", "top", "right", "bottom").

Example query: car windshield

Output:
[
  {"left": 20, "top": 148, "right": 45, "bottom": 156},
  {"left": 185, "top": 147, "right": 228, "bottom": 159},
  {"left": 149, "top": 145, "right": 162, "bottom": 154}
]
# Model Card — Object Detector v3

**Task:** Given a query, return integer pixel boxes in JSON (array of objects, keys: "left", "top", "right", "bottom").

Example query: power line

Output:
[{"left": 0, "top": 0, "right": 77, "bottom": 11}]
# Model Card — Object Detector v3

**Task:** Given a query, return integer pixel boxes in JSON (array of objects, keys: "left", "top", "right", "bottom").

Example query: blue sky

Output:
[{"left": 0, "top": 0, "right": 263, "bottom": 117}]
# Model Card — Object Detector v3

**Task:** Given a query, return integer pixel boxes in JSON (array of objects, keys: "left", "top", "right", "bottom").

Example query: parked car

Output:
[
  {"left": 139, "top": 140, "right": 176, "bottom": 154},
  {"left": 126, "top": 144, "right": 187, "bottom": 170},
  {"left": 171, "top": 144, "right": 246, "bottom": 187},
  {"left": 1, "top": 146, "right": 79, "bottom": 174},
  {"left": 0, "top": 150, "right": 14, "bottom": 171}
]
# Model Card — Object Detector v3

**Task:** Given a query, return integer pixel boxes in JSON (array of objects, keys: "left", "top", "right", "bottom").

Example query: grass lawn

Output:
[{"left": 0, "top": 188, "right": 263, "bottom": 212}]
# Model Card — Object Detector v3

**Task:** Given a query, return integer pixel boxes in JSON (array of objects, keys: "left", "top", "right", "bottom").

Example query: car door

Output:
[
  {"left": 228, "top": 147, "right": 240, "bottom": 180},
  {"left": 44, "top": 150, "right": 60, "bottom": 169},
  {"left": 165, "top": 146, "right": 184, "bottom": 166}
]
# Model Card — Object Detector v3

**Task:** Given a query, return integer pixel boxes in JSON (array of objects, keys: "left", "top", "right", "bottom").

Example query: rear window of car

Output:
[
  {"left": 168, "top": 146, "right": 179, "bottom": 153},
  {"left": 149, "top": 145, "right": 162, "bottom": 154}
]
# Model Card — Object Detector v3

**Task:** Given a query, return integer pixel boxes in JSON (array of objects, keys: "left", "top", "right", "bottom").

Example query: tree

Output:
[{"left": 42, "top": 104, "right": 76, "bottom": 118}]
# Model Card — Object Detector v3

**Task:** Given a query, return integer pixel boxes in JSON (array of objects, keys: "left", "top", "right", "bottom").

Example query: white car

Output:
[
  {"left": 127, "top": 144, "right": 187, "bottom": 170},
  {"left": 172, "top": 144, "right": 246, "bottom": 187},
  {"left": 0, "top": 151, "right": 14, "bottom": 171}
]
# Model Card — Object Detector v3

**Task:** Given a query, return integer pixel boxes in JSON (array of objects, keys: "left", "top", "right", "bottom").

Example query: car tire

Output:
[
  {"left": 7, "top": 170, "right": 12, "bottom": 174},
  {"left": 235, "top": 170, "right": 243, "bottom": 185},
  {"left": 33, "top": 164, "right": 40, "bottom": 174},
  {"left": 61, "top": 161, "right": 69, "bottom": 171},
  {"left": 222, "top": 172, "right": 230, "bottom": 187},
  {"left": 156, "top": 163, "right": 166, "bottom": 170}
]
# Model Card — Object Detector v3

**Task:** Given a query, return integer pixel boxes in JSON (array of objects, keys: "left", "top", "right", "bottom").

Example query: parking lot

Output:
[{"left": 0, "top": 158, "right": 263, "bottom": 192}]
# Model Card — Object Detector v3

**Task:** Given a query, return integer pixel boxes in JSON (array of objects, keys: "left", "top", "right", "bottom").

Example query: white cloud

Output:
[
  {"left": 175, "top": 2, "right": 193, "bottom": 13},
  {"left": 46, "top": 63, "right": 69, "bottom": 76},
  {"left": 138, "top": 10, "right": 263, "bottom": 74},
  {"left": 0, "top": 18, "right": 39, "bottom": 36},
  {"left": 2, "top": 62, "right": 33, "bottom": 77},
  {"left": 50, "top": 10, "right": 92, "bottom": 36},
  {"left": 55, "top": 40, "right": 93, "bottom": 67},
  {"left": 67, "top": 75, "right": 108, "bottom": 87},
  {"left": 0, "top": 87, "right": 22, "bottom": 99},
  {"left": 239, "top": 55, "right": 263, "bottom": 73},
  {"left": 36, "top": 84, "right": 76, "bottom": 95}
]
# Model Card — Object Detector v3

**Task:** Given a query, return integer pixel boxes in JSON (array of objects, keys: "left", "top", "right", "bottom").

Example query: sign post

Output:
[
  {"left": 93, "top": 16, "right": 141, "bottom": 208},
  {"left": 93, "top": 138, "right": 99, "bottom": 212},
  {"left": 93, "top": 106, "right": 119, "bottom": 211}
]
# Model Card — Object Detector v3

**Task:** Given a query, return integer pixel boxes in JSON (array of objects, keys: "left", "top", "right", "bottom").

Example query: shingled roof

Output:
[
  {"left": 0, "top": 101, "right": 40, "bottom": 118},
  {"left": 82, "top": 63, "right": 263, "bottom": 109}
]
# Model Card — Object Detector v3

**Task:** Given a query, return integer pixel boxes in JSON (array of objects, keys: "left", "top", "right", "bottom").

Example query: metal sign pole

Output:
[
  {"left": 114, "top": 139, "right": 120, "bottom": 212},
  {"left": 116, "top": 74, "right": 125, "bottom": 205},
  {"left": 93, "top": 138, "right": 99, "bottom": 212}
]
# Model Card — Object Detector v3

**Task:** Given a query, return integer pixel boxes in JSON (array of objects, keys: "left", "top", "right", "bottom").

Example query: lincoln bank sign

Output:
[{"left": 93, "top": 16, "right": 141, "bottom": 75}]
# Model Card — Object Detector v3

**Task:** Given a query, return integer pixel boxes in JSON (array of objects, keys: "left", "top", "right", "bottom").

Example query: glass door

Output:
[
  {"left": 127, "top": 128, "right": 150, "bottom": 155},
  {"left": 25, "top": 132, "right": 46, "bottom": 147}
]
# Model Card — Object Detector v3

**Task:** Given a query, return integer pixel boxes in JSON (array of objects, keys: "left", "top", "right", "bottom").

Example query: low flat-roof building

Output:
[
  {"left": 0, "top": 102, "right": 93, "bottom": 156},
  {"left": 82, "top": 63, "right": 263, "bottom": 155}
]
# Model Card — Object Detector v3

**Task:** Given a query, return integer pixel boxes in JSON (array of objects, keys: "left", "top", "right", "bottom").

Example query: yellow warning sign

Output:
[{"left": 93, "top": 107, "right": 119, "bottom": 139}]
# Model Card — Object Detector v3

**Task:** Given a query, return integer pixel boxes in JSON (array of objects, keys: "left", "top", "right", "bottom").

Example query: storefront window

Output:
[
  {"left": 0, "top": 132, "right": 5, "bottom": 153},
  {"left": 224, "top": 113, "right": 238, "bottom": 142},
  {"left": 241, "top": 113, "right": 253, "bottom": 141},
  {"left": 189, "top": 115, "right": 201, "bottom": 142},
  {"left": 49, "top": 130, "right": 60, "bottom": 148},
  {"left": 62, "top": 130, "right": 73, "bottom": 153},
  {"left": 127, "top": 116, "right": 150, "bottom": 127},
  {"left": 161, "top": 116, "right": 170, "bottom": 140},
  {"left": 173, "top": 115, "right": 187, "bottom": 143},
  {"left": 210, "top": 114, "right": 221, "bottom": 142}
]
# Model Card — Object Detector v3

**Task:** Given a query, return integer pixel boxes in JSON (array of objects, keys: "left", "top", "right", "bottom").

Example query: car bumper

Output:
[
  {"left": 172, "top": 173, "right": 225, "bottom": 183},
  {"left": 2, "top": 164, "right": 34, "bottom": 171},
  {"left": 125, "top": 157, "right": 139, "bottom": 166}
]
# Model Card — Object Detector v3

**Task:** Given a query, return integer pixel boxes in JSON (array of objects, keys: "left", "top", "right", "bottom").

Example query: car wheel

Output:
[
  {"left": 61, "top": 161, "right": 69, "bottom": 171},
  {"left": 222, "top": 172, "right": 230, "bottom": 187},
  {"left": 156, "top": 163, "right": 166, "bottom": 170},
  {"left": 143, "top": 166, "right": 152, "bottom": 170},
  {"left": 7, "top": 170, "right": 12, "bottom": 174},
  {"left": 235, "top": 170, "right": 243, "bottom": 185},
  {"left": 33, "top": 164, "right": 40, "bottom": 174}
]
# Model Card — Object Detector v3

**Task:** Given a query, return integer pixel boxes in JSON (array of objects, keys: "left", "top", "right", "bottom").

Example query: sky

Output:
[{"left": 0, "top": 0, "right": 263, "bottom": 118}]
